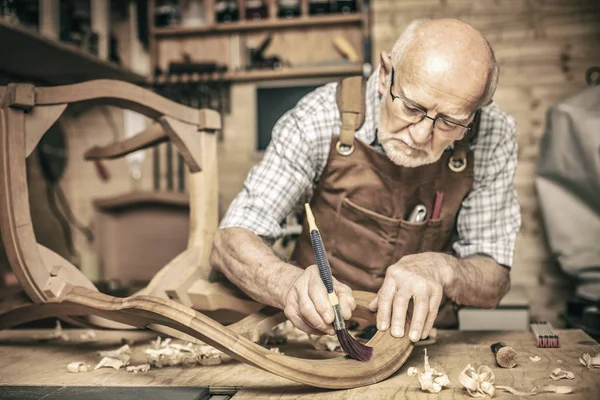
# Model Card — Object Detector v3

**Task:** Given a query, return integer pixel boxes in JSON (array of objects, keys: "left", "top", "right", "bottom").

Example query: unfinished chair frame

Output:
[{"left": 0, "top": 80, "right": 414, "bottom": 389}]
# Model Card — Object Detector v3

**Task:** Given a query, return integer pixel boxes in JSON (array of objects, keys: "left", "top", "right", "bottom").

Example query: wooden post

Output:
[
  {"left": 91, "top": 0, "right": 110, "bottom": 60},
  {"left": 267, "top": 0, "right": 277, "bottom": 20},
  {"left": 238, "top": 0, "right": 246, "bottom": 21},
  {"left": 39, "top": 0, "right": 60, "bottom": 40},
  {"left": 205, "top": 0, "right": 216, "bottom": 25},
  {"left": 301, "top": 0, "right": 309, "bottom": 17}
]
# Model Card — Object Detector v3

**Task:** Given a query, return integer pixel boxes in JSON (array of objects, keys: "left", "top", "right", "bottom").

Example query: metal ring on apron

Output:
[
  {"left": 336, "top": 141, "right": 355, "bottom": 156},
  {"left": 448, "top": 156, "right": 467, "bottom": 172}
]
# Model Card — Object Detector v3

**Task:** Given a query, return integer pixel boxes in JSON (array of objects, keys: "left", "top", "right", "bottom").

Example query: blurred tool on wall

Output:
[
  {"left": 535, "top": 66, "right": 600, "bottom": 341},
  {"left": 247, "top": 35, "right": 284, "bottom": 71}
]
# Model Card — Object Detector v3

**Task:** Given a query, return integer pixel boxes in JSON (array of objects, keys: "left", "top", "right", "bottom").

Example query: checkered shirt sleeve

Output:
[{"left": 453, "top": 104, "right": 521, "bottom": 267}]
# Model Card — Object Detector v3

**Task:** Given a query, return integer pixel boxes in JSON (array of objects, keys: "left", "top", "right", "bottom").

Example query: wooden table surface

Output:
[{"left": 0, "top": 328, "right": 598, "bottom": 399}]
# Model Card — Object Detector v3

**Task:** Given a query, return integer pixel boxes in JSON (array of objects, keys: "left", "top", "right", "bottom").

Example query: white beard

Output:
[{"left": 378, "top": 127, "right": 444, "bottom": 168}]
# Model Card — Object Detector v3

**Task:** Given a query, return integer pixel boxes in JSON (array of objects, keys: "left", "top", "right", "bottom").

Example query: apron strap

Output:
[
  {"left": 449, "top": 109, "right": 481, "bottom": 172},
  {"left": 335, "top": 76, "right": 366, "bottom": 155}
]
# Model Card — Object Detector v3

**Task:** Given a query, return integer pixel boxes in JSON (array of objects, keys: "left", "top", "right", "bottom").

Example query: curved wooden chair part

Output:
[
  {"left": 0, "top": 80, "right": 414, "bottom": 388},
  {"left": 0, "top": 287, "right": 413, "bottom": 389}
]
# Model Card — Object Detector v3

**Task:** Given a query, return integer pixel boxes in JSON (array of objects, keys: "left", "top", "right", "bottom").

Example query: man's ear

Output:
[{"left": 378, "top": 51, "right": 393, "bottom": 96}]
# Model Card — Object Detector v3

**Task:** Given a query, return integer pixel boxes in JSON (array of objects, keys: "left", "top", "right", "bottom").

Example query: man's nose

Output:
[{"left": 409, "top": 117, "right": 434, "bottom": 144}]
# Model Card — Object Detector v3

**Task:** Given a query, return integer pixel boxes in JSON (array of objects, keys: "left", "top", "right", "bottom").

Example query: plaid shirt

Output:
[{"left": 220, "top": 68, "right": 521, "bottom": 267}]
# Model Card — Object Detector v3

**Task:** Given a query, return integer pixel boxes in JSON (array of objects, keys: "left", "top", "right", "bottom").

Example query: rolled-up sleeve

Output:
[{"left": 453, "top": 105, "right": 521, "bottom": 267}]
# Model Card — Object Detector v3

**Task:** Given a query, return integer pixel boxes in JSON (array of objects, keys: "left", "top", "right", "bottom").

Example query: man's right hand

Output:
[{"left": 283, "top": 264, "right": 356, "bottom": 335}]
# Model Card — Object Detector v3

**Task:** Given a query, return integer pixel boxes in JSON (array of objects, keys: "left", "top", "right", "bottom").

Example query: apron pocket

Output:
[
  {"left": 332, "top": 197, "right": 399, "bottom": 276},
  {"left": 392, "top": 219, "right": 443, "bottom": 262}
]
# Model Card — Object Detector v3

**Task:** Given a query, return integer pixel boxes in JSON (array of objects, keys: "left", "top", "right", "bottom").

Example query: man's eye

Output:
[
  {"left": 438, "top": 119, "right": 458, "bottom": 131},
  {"left": 403, "top": 104, "right": 422, "bottom": 115}
]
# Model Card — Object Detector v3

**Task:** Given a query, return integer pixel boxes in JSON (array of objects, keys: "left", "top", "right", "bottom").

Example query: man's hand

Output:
[
  {"left": 284, "top": 265, "right": 356, "bottom": 335},
  {"left": 368, "top": 253, "right": 448, "bottom": 343}
]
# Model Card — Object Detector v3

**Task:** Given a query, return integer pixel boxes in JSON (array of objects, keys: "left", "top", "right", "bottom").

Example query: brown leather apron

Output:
[{"left": 291, "top": 77, "right": 478, "bottom": 328}]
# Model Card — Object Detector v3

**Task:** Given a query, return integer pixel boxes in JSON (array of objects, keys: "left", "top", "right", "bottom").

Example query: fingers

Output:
[
  {"left": 284, "top": 304, "right": 323, "bottom": 336},
  {"left": 421, "top": 289, "right": 442, "bottom": 339},
  {"left": 408, "top": 294, "right": 429, "bottom": 342},
  {"left": 390, "top": 294, "right": 410, "bottom": 338},
  {"left": 333, "top": 280, "right": 356, "bottom": 320},
  {"left": 368, "top": 294, "right": 378, "bottom": 312},
  {"left": 299, "top": 292, "right": 335, "bottom": 335},
  {"left": 308, "top": 279, "right": 334, "bottom": 325},
  {"left": 375, "top": 278, "right": 397, "bottom": 331}
]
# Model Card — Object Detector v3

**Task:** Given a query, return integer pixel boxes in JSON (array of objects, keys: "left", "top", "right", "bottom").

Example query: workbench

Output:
[{"left": 0, "top": 328, "right": 598, "bottom": 399}]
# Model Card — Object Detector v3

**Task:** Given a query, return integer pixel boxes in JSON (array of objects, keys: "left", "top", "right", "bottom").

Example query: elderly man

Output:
[{"left": 210, "top": 19, "right": 520, "bottom": 343}]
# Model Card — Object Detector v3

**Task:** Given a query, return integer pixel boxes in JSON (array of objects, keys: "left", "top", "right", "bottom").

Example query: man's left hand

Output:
[{"left": 368, "top": 253, "right": 448, "bottom": 343}]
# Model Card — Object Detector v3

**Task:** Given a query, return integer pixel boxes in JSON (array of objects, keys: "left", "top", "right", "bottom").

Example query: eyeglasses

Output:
[{"left": 389, "top": 67, "right": 476, "bottom": 140}]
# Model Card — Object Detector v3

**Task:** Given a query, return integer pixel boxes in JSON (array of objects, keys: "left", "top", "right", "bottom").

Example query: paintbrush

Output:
[{"left": 304, "top": 203, "right": 373, "bottom": 362}]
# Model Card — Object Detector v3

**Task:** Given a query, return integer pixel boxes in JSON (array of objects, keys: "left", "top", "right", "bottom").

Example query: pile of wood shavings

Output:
[
  {"left": 263, "top": 321, "right": 345, "bottom": 353},
  {"left": 144, "top": 337, "right": 224, "bottom": 368},
  {"left": 406, "top": 349, "right": 450, "bottom": 393},
  {"left": 95, "top": 344, "right": 132, "bottom": 370},
  {"left": 459, "top": 363, "right": 574, "bottom": 397}
]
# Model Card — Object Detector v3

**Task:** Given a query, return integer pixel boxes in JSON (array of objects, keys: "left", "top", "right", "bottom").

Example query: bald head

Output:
[{"left": 389, "top": 19, "right": 498, "bottom": 109}]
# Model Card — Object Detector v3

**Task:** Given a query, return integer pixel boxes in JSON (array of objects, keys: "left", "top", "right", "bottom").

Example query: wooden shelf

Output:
[
  {"left": 152, "top": 64, "right": 363, "bottom": 84},
  {"left": 226, "top": 64, "right": 363, "bottom": 82},
  {"left": 0, "top": 20, "right": 146, "bottom": 85},
  {"left": 153, "top": 13, "right": 363, "bottom": 38}
]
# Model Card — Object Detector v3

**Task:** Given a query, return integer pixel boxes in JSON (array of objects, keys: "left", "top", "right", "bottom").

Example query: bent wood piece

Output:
[
  {"left": 0, "top": 82, "right": 263, "bottom": 332},
  {"left": 0, "top": 287, "right": 414, "bottom": 389},
  {"left": 0, "top": 83, "right": 203, "bottom": 305},
  {"left": 33, "top": 80, "right": 202, "bottom": 125},
  {"left": 84, "top": 122, "right": 168, "bottom": 160}
]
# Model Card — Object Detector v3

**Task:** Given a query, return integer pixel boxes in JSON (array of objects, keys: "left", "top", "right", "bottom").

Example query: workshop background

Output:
[{"left": 1, "top": 0, "right": 599, "bottom": 332}]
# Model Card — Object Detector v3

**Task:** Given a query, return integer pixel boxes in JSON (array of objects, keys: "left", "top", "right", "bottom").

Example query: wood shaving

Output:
[
  {"left": 145, "top": 336, "right": 224, "bottom": 368},
  {"left": 97, "top": 344, "right": 131, "bottom": 364},
  {"left": 407, "top": 349, "right": 450, "bottom": 394},
  {"left": 459, "top": 364, "right": 495, "bottom": 397},
  {"left": 80, "top": 330, "right": 97, "bottom": 340},
  {"left": 550, "top": 368, "right": 574, "bottom": 381},
  {"left": 556, "top": 359, "right": 563, "bottom": 364},
  {"left": 579, "top": 353, "right": 600, "bottom": 369},
  {"left": 94, "top": 356, "right": 125, "bottom": 370},
  {"left": 496, "top": 385, "right": 574, "bottom": 396},
  {"left": 67, "top": 362, "right": 88, "bottom": 373},
  {"left": 126, "top": 364, "right": 151, "bottom": 373},
  {"left": 309, "top": 335, "right": 342, "bottom": 352},
  {"left": 529, "top": 356, "right": 541, "bottom": 362}
]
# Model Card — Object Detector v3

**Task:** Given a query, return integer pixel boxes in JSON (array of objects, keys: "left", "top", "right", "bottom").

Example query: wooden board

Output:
[
  {"left": 0, "top": 20, "right": 145, "bottom": 85},
  {"left": 0, "top": 329, "right": 598, "bottom": 399}
]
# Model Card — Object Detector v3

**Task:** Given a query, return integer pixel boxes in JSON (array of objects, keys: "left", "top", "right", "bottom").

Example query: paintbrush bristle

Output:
[{"left": 336, "top": 329, "right": 373, "bottom": 362}]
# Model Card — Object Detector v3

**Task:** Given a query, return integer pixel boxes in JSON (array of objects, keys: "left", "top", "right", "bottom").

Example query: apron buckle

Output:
[
  {"left": 336, "top": 141, "right": 355, "bottom": 156},
  {"left": 448, "top": 156, "right": 467, "bottom": 172}
]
